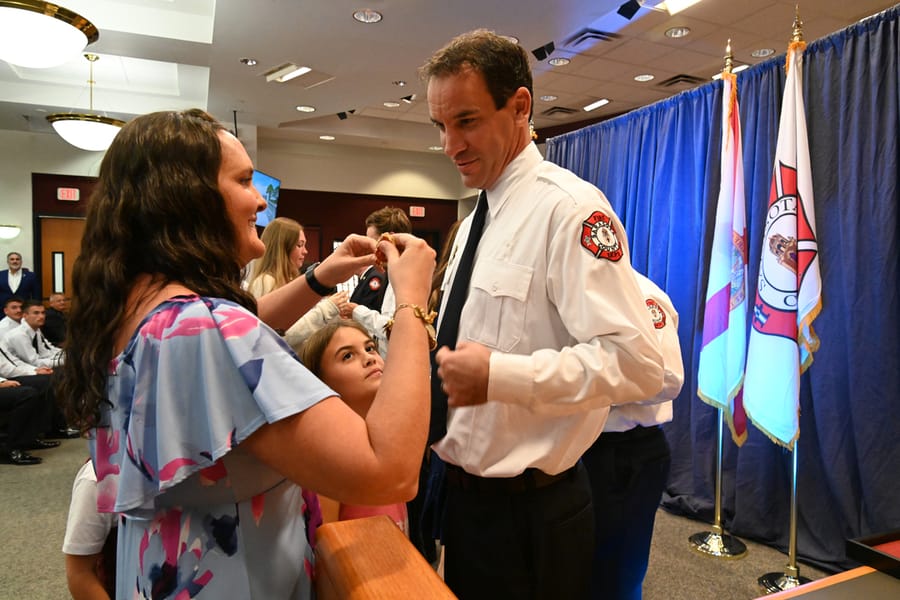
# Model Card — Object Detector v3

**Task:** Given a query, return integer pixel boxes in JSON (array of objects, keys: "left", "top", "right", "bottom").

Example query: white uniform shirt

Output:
[
  {"left": 603, "top": 275, "right": 685, "bottom": 432},
  {"left": 0, "top": 316, "right": 19, "bottom": 338},
  {"left": 62, "top": 461, "right": 117, "bottom": 555},
  {"left": 0, "top": 340, "right": 39, "bottom": 378},
  {"left": 5, "top": 322, "right": 63, "bottom": 368},
  {"left": 433, "top": 143, "right": 665, "bottom": 477}
]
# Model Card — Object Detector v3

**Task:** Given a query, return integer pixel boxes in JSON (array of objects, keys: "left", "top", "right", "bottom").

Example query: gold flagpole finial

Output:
[
  {"left": 791, "top": 5, "right": 804, "bottom": 43},
  {"left": 724, "top": 39, "right": 734, "bottom": 74}
]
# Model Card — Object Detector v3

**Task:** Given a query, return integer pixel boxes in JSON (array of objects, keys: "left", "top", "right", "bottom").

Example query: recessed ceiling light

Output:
[
  {"left": 319, "top": 135, "right": 335, "bottom": 141},
  {"left": 239, "top": 57, "right": 257, "bottom": 66},
  {"left": 428, "top": 145, "right": 443, "bottom": 151},
  {"left": 393, "top": 80, "right": 407, "bottom": 87},
  {"left": 664, "top": 26, "right": 691, "bottom": 39},
  {"left": 539, "top": 94, "right": 558, "bottom": 102},
  {"left": 383, "top": 101, "right": 401, "bottom": 108},
  {"left": 548, "top": 57, "right": 570, "bottom": 67},
  {"left": 296, "top": 105, "right": 316, "bottom": 112},
  {"left": 352, "top": 9, "right": 382, "bottom": 24},
  {"left": 751, "top": 48, "right": 775, "bottom": 58},
  {"left": 583, "top": 98, "right": 610, "bottom": 112},
  {"left": 502, "top": 35, "right": 520, "bottom": 44},
  {"left": 634, "top": 74, "right": 655, "bottom": 82}
]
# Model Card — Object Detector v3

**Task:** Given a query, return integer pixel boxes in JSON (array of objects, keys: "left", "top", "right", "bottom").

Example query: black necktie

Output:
[
  {"left": 32, "top": 334, "right": 39, "bottom": 352},
  {"left": 429, "top": 191, "right": 489, "bottom": 444}
]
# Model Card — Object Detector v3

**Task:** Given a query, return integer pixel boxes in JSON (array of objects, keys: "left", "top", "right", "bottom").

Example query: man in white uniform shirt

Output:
[
  {"left": 5, "top": 300, "right": 64, "bottom": 369},
  {"left": 582, "top": 275, "right": 684, "bottom": 599},
  {"left": 0, "top": 297, "right": 24, "bottom": 338},
  {"left": 423, "top": 30, "right": 665, "bottom": 599}
]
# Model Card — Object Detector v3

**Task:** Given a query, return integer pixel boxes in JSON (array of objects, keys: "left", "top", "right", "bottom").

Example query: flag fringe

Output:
[
  {"left": 697, "top": 377, "right": 747, "bottom": 447},
  {"left": 745, "top": 407, "right": 799, "bottom": 450}
]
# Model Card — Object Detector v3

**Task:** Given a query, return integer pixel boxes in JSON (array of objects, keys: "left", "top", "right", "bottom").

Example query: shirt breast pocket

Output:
[{"left": 467, "top": 259, "right": 533, "bottom": 352}]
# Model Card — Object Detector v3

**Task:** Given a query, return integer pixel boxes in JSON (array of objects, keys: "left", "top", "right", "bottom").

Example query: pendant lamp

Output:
[{"left": 0, "top": 1, "right": 98, "bottom": 68}]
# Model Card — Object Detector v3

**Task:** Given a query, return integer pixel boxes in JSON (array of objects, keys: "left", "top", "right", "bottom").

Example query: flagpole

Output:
[
  {"left": 758, "top": 444, "right": 811, "bottom": 592},
  {"left": 688, "top": 407, "right": 748, "bottom": 558},
  {"left": 755, "top": 9, "right": 814, "bottom": 592},
  {"left": 690, "top": 38, "right": 749, "bottom": 560}
]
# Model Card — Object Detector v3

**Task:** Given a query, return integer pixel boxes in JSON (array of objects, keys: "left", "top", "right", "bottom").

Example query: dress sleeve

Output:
[{"left": 97, "top": 297, "right": 335, "bottom": 513}]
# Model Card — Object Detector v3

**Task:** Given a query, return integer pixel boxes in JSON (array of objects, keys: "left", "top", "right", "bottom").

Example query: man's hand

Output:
[
  {"left": 36, "top": 367, "right": 53, "bottom": 375},
  {"left": 435, "top": 341, "right": 491, "bottom": 407},
  {"left": 0, "top": 380, "right": 21, "bottom": 388}
]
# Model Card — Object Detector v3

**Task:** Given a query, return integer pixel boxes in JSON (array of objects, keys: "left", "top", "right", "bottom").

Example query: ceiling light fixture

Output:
[
  {"left": 352, "top": 8, "right": 382, "bottom": 24},
  {"left": 393, "top": 80, "right": 407, "bottom": 87},
  {"left": 46, "top": 53, "right": 125, "bottom": 152},
  {"left": 319, "top": 135, "right": 335, "bottom": 141},
  {"left": 664, "top": 26, "right": 692, "bottom": 39},
  {"left": 502, "top": 35, "right": 520, "bottom": 44},
  {"left": 428, "top": 145, "right": 443, "bottom": 151},
  {"left": 662, "top": 0, "right": 702, "bottom": 16},
  {"left": 0, "top": 225, "right": 22, "bottom": 240},
  {"left": 634, "top": 74, "right": 655, "bottom": 82},
  {"left": 0, "top": 0, "right": 98, "bottom": 68},
  {"left": 540, "top": 94, "right": 558, "bottom": 102},
  {"left": 548, "top": 57, "right": 570, "bottom": 67},
  {"left": 383, "top": 101, "right": 400, "bottom": 108},
  {"left": 239, "top": 57, "right": 257, "bottom": 66},
  {"left": 751, "top": 48, "right": 775, "bottom": 58},
  {"left": 265, "top": 63, "right": 312, "bottom": 83},
  {"left": 296, "top": 105, "right": 316, "bottom": 112},
  {"left": 583, "top": 98, "right": 610, "bottom": 112}
]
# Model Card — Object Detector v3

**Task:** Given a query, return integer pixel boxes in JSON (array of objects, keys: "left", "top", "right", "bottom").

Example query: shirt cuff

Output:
[{"left": 487, "top": 352, "right": 535, "bottom": 408}]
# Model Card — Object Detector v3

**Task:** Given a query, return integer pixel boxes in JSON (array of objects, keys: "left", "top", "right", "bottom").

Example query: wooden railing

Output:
[{"left": 315, "top": 515, "right": 456, "bottom": 599}]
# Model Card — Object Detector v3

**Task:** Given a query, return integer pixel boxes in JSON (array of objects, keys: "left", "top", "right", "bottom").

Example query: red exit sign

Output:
[
  {"left": 57, "top": 187, "right": 80, "bottom": 201},
  {"left": 409, "top": 205, "right": 425, "bottom": 218}
]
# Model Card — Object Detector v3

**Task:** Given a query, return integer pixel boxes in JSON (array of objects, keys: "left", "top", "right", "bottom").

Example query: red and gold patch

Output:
[
  {"left": 581, "top": 211, "right": 622, "bottom": 261},
  {"left": 645, "top": 298, "right": 666, "bottom": 329}
]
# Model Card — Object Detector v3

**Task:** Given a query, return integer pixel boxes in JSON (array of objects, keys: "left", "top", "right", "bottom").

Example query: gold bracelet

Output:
[{"left": 384, "top": 303, "right": 437, "bottom": 350}]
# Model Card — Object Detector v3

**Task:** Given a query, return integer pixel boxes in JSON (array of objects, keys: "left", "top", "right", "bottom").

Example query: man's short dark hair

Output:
[
  {"left": 7, "top": 252, "right": 21, "bottom": 260},
  {"left": 4, "top": 296, "right": 23, "bottom": 309},
  {"left": 420, "top": 29, "right": 533, "bottom": 119},
  {"left": 365, "top": 206, "right": 412, "bottom": 235},
  {"left": 22, "top": 299, "right": 44, "bottom": 312}
]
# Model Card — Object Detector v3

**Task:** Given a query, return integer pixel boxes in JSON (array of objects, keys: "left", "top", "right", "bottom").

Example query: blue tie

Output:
[{"left": 428, "top": 191, "right": 488, "bottom": 444}]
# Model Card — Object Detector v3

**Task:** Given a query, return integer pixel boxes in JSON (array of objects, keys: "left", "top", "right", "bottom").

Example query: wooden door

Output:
[{"left": 40, "top": 217, "right": 86, "bottom": 300}]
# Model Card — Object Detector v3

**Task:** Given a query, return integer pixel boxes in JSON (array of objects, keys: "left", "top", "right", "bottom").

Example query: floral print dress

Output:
[{"left": 91, "top": 296, "right": 333, "bottom": 599}]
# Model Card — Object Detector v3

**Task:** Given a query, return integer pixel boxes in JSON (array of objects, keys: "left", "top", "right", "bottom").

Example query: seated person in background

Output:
[
  {"left": 0, "top": 377, "right": 56, "bottom": 465},
  {"left": 63, "top": 460, "right": 118, "bottom": 600},
  {"left": 0, "top": 297, "right": 24, "bottom": 338},
  {"left": 4, "top": 299, "right": 64, "bottom": 368},
  {"left": 300, "top": 319, "right": 422, "bottom": 534},
  {"left": 246, "top": 216, "right": 353, "bottom": 351},
  {"left": 43, "top": 293, "right": 69, "bottom": 346}
]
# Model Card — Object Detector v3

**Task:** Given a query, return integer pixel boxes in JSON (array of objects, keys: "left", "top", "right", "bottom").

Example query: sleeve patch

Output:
[
  {"left": 368, "top": 278, "right": 382, "bottom": 291},
  {"left": 645, "top": 299, "right": 667, "bottom": 329},
  {"left": 581, "top": 211, "right": 623, "bottom": 261}
]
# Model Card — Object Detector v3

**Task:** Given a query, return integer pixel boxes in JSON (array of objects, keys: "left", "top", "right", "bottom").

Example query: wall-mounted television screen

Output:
[{"left": 253, "top": 170, "right": 281, "bottom": 227}]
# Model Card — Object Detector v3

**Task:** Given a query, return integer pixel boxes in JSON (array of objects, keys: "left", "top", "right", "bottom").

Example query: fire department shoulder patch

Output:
[
  {"left": 581, "top": 211, "right": 622, "bottom": 261},
  {"left": 368, "top": 278, "right": 382, "bottom": 291},
  {"left": 645, "top": 298, "right": 666, "bottom": 329}
]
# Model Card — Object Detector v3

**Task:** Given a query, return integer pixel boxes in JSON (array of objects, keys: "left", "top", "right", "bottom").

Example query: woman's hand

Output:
[
  {"left": 316, "top": 234, "right": 378, "bottom": 288},
  {"left": 379, "top": 233, "right": 436, "bottom": 307}
]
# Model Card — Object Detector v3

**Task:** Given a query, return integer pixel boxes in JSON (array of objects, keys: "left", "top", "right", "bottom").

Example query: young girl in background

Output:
[{"left": 300, "top": 320, "right": 410, "bottom": 534}]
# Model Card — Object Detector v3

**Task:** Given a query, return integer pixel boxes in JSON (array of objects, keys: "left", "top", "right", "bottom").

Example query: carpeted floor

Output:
[{"left": 0, "top": 437, "right": 834, "bottom": 600}]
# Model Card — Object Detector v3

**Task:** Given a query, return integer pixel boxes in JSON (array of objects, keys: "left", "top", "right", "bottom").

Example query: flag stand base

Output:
[
  {"left": 689, "top": 531, "right": 748, "bottom": 559},
  {"left": 758, "top": 570, "right": 811, "bottom": 593}
]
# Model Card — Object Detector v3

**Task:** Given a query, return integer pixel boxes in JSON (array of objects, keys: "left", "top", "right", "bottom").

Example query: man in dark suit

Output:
[
  {"left": 43, "top": 293, "right": 69, "bottom": 346},
  {"left": 0, "top": 252, "right": 38, "bottom": 308}
]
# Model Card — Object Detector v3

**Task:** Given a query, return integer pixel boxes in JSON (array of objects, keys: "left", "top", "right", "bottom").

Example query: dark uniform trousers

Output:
[
  {"left": 581, "top": 425, "right": 671, "bottom": 600},
  {"left": 443, "top": 461, "right": 594, "bottom": 600}
]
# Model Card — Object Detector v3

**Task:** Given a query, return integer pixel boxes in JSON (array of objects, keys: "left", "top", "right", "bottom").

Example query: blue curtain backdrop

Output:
[{"left": 546, "top": 5, "right": 900, "bottom": 571}]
